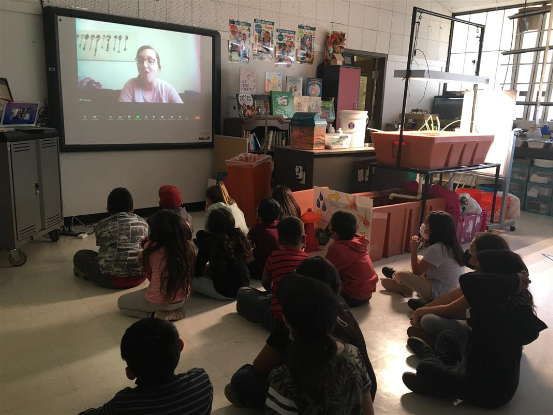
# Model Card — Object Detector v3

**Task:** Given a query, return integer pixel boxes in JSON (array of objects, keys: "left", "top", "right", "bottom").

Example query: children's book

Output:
[
  {"left": 239, "top": 68, "right": 256, "bottom": 94},
  {"left": 236, "top": 94, "right": 255, "bottom": 118},
  {"left": 253, "top": 94, "right": 270, "bottom": 115},
  {"left": 294, "top": 96, "right": 309, "bottom": 113},
  {"left": 320, "top": 101, "right": 336, "bottom": 120},
  {"left": 308, "top": 97, "right": 322, "bottom": 113},
  {"left": 271, "top": 91, "right": 294, "bottom": 118},
  {"left": 265, "top": 72, "right": 283, "bottom": 94},
  {"left": 286, "top": 76, "right": 303, "bottom": 97},
  {"left": 306, "top": 78, "right": 322, "bottom": 97}
]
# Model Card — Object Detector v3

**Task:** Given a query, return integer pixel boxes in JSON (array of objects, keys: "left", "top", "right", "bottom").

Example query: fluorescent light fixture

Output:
[{"left": 394, "top": 69, "right": 490, "bottom": 85}]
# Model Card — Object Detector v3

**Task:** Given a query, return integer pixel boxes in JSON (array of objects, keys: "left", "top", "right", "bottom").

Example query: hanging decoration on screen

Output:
[
  {"left": 297, "top": 25, "right": 315, "bottom": 65},
  {"left": 76, "top": 31, "right": 135, "bottom": 61},
  {"left": 252, "top": 19, "right": 274, "bottom": 61},
  {"left": 275, "top": 29, "right": 296, "bottom": 68},
  {"left": 229, "top": 20, "right": 251, "bottom": 63}
]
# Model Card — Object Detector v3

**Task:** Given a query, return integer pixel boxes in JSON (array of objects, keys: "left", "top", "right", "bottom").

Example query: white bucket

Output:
[{"left": 339, "top": 110, "right": 368, "bottom": 148}]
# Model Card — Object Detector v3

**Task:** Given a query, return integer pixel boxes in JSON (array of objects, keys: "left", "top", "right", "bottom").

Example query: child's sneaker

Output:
[
  {"left": 73, "top": 266, "right": 89, "bottom": 280},
  {"left": 154, "top": 306, "right": 186, "bottom": 321}
]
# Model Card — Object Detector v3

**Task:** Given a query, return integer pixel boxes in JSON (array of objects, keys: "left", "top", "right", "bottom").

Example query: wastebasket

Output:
[{"left": 226, "top": 153, "right": 273, "bottom": 227}]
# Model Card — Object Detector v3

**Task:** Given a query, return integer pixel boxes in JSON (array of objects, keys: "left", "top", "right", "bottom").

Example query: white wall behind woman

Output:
[{"left": 1, "top": 0, "right": 451, "bottom": 216}]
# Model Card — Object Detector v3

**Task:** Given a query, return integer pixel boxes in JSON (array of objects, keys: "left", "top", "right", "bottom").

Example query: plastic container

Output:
[
  {"left": 290, "top": 112, "right": 327, "bottom": 150},
  {"left": 526, "top": 183, "right": 553, "bottom": 200},
  {"left": 508, "top": 181, "right": 527, "bottom": 197},
  {"left": 456, "top": 210, "right": 488, "bottom": 244},
  {"left": 528, "top": 166, "right": 553, "bottom": 185},
  {"left": 225, "top": 153, "right": 272, "bottom": 227},
  {"left": 480, "top": 193, "right": 511, "bottom": 223},
  {"left": 339, "top": 110, "right": 368, "bottom": 148},
  {"left": 371, "top": 131, "right": 495, "bottom": 169},
  {"left": 511, "top": 164, "right": 530, "bottom": 182},
  {"left": 524, "top": 197, "right": 552, "bottom": 215},
  {"left": 325, "top": 129, "right": 351, "bottom": 149},
  {"left": 455, "top": 188, "right": 483, "bottom": 203}
]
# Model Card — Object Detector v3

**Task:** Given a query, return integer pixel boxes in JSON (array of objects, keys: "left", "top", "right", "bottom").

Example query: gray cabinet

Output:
[{"left": 0, "top": 129, "right": 63, "bottom": 266}]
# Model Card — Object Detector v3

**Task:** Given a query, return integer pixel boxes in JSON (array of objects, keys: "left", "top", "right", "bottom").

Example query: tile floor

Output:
[{"left": 0, "top": 211, "right": 552, "bottom": 415}]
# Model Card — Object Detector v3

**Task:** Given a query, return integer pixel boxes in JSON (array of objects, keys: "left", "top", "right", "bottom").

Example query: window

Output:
[{"left": 448, "top": 6, "right": 552, "bottom": 123}]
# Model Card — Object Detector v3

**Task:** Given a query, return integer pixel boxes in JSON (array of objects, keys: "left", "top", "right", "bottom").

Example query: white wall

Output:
[{"left": 1, "top": 0, "right": 451, "bottom": 216}]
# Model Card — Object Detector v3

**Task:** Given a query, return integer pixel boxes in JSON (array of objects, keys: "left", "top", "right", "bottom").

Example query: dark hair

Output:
[
  {"left": 206, "top": 182, "right": 236, "bottom": 206},
  {"left": 296, "top": 256, "right": 341, "bottom": 295},
  {"left": 257, "top": 198, "right": 280, "bottom": 224},
  {"left": 121, "top": 319, "right": 180, "bottom": 383},
  {"left": 206, "top": 208, "right": 253, "bottom": 275},
  {"left": 426, "top": 211, "right": 464, "bottom": 267},
  {"left": 141, "top": 210, "right": 194, "bottom": 302},
  {"left": 477, "top": 249, "right": 534, "bottom": 310},
  {"left": 330, "top": 211, "right": 357, "bottom": 240},
  {"left": 272, "top": 185, "right": 301, "bottom": 220},
  {"left": 107, "top": 187, "right": 133, "bottom": 214},
  {"left": 136, "top": 45, "right": 161, "bottom": 69},
  {"left": 277, "top": 216, "right": 304, "bottom": 247},
  {"left": 277, "top": 274, "right": 338, "bottom": 401},
  {"left": 473, "top": 232, "right": 509, "bottom": 252}
]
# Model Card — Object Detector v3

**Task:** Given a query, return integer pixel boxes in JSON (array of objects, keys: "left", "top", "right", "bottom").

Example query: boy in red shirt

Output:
[
  {"left": 326, "top": 211, "right": 378, "bottom": 307},
  {"left": 247, "top": 198, "right": 280, "bottom": 279},
  {"left": 236, "top": 217, "right": 309, "bottom": 330}
]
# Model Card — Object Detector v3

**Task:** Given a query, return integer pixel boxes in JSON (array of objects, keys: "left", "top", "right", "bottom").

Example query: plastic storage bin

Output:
[
  {"left": 226, "top": 153, "right": 272, "bottom": 227},
  {"left": 511, "top": 164, "right": 530, "bottom": 182},
  {"left": 290, "top": 113, "right": 327, "bottom": 150},
  {"left": 456, "top": 210, "right": 488, "bottom": 244},
  {"left": 509, "top": 181, "right": 527, "bottom": 197},
  {"left": 524, "top": 197, "right": 552, "bottom": 215},
  {"left": 371, "top": 131, "right": 495, "bottom": 169},
  {"left": 480, "top": 193, "right": 511, "bottom": 223},
  {"left": 528, "top": 166, "right": 553, "bottom": 185},
  {"left": 526, "top": 183, "right": 553, "bottom": 200}
]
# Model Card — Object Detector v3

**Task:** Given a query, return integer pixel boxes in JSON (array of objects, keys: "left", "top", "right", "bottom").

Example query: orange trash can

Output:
[{"left": 226, "top": 153, "right": 272, "bottom": 227}]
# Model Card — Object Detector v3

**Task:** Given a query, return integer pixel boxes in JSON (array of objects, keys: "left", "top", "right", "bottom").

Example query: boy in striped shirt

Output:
[
  {"left": 79, "top": 319, "right": 213, "bottom": 415},
  {"left": 237, "top": 216, "right": 309, "bottom": 331}
]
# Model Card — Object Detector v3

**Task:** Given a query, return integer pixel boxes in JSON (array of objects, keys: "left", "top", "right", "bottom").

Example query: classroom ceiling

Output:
[{"left": 438, "top": 0, "right": 549, "bottom": 13}]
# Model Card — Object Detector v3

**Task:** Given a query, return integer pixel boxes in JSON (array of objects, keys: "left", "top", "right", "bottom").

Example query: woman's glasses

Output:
[{"left": 136, "top": 57, "right": 157, "bottom": 66}]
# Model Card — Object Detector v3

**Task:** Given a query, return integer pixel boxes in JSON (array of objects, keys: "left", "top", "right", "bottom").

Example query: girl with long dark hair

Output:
[
  {"left": 194, "top": 208, "right": 252, "bottom": 300},
  {"left": 265, "top": 274, "right": 374, "bottom": 414},
  {"left": 381, "top": 211, "right": 465, "bottom": 300},
  {"left": 205, "top": 182, "right": 248, "bottom": 234},
  {"left": 118, "top": 210, "right": 195, "bottom": 321},
  {"left": 271, "top": 185, "right": 301, "bottom": 220}
]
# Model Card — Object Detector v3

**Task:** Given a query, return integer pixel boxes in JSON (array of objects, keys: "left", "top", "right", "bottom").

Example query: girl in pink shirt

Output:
[{"left": 118, "top": 210, "right": 195, "bottom": 321}]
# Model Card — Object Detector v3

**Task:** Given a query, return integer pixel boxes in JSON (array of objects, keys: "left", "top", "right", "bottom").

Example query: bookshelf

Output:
[{"left": 223, "top": 116, "right": 291, "bottom": 151}]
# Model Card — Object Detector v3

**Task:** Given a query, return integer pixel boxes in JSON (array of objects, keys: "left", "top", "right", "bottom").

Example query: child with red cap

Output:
[{"left": 159, "top": 185, "right": 192, "bottom": 232}]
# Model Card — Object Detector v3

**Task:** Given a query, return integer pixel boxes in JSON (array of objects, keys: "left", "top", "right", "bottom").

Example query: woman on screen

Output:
[{"left": 118, "top": 45, "right": 183, "bottom": 104}]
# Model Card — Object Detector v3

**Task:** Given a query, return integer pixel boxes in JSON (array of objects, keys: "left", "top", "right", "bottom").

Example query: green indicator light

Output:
[{"left": 136, "top": 115, "right": 140, "bottom": 119}]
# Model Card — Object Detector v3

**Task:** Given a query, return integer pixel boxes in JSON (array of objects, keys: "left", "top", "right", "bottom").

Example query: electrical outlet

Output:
[{"left": 295, "top": 166, "right": 305, "bottom": 184}]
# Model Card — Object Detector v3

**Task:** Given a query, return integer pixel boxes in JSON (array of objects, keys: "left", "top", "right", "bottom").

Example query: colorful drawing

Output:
[
  {"left": 345, "top": 194, "right": 357, "bottom": 211},
  {"left": 229, "top": 20, "right": 251, "bottom": 63},
  {"left": 356, "top": 211, "right": 371, "bottom": 228},
  {"left": 297, "top": 24, "right": 316, "bottom": 65},
  {"left": 328, "top": 192, "right": 340, "bottom": 202},
  {"left": 253, "top": 19, "right": 274, "bottom": 61}
]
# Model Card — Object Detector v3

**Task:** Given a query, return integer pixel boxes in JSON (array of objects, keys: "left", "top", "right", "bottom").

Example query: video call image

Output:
[
  {"left": 75, "top": 19, "right": 201, "bottom": 104},
  {"left": 10, "top": 107, "right": 33, "bottom": 121},
  {"left": 57, "top": 16, "right": 214, "bottom": 146}
]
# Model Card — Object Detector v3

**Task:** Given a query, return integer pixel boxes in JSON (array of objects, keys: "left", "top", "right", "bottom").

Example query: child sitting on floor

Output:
[
  {"left": 73, "top": 187, "right": 149, "bottom": 289},
  {"left": 272, "top": 185, "right": 301, "bottom": 220},
  {"left": 79, "top": 319, "right": 213, "bottom": 415},
  {"left": 205, "top": 182, "right": 248, "bottom": 234},
  {"left": 236, "top": 216, "right": 309, "bottom": 331},
  {"left": 158, "top": 184, "right": 193, "bottom": 232},
  {"left": 247, "top": 198, "right": 280, "bottom": 279},
  {"left": 194, "top": 208, "right": 252, "bottom": 300},
  {"left": 118, "top": 210, "right": 195, "bottom": 321},
  {"left": 381, "top": 211, "right": 465, "bottom": 300},
  {"left": 325, "top": 211, "right": 378, "bottom": 308}
]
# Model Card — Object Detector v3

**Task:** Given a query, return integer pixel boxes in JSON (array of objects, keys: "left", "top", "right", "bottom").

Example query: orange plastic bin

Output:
[
  {"left": 226, "top": 153, "right": 272, "bottom": 227},
  {"left": 371, "top": 131, "right": 494, "bottom": 170}
]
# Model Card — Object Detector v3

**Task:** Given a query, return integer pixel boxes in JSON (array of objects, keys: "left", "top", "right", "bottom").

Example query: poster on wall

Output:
[
  {"left": 229, "top": 19, "right": 251, "bottom": 63},
  {"left": 239, "top": 68, "right": 256, "bottom": 94},
  {"left": 275, "top": 29, "right": 296, "bottom": 68},
  {"left": 253, "top": 19, "right": 274, "bottom": 61},
  {"left": 312, "top": 187, "right": 373, "bottom": 248},
  {"left": 297, "top": 24, "right": 315, "bottom": 65}
]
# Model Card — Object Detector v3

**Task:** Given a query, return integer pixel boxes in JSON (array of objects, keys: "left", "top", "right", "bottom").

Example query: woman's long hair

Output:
[
  {"left": 206, "top": 182, "right": 236, "bottom": 206},
  {"left": 473, "top": 232, "right": 509, "bottom": 252},
  {"left": 277, "top": 274, "right": 339, "bottom": 402},
  {"left": 206, "top": 208, "right": 252, "bottom": 273},
  {"left": 272, "top": 185, "right": 301, "bottom": 220},
  {"left": 426, "top": 211, "right": 465, "bottom": 267},
  {"left": 142, "top": 210, "right": 195, "bottom": 302}
]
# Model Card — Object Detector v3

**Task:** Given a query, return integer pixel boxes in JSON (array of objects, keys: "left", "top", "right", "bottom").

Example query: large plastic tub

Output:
[
  {"left": 480, "top": 193, "right": 510, "bottom": 223},
  {"left": 226, "top": 154, "right": 272, "bottom": 227},
  {"left": 456, "top": 210, "right": 488, "bottom": 244},
  {"left": 371, "top": 131, "right": 494, "bottom": 169}
]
